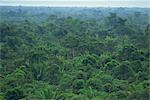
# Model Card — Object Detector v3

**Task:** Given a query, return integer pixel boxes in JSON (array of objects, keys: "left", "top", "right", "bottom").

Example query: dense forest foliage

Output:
[{"left": 0, "top": 6, "right": 150, "bottom": 100}]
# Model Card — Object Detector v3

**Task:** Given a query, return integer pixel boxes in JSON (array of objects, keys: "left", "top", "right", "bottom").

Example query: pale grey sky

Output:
[{"left": 0, "top": 0, "right": 150, "bottom": 7}]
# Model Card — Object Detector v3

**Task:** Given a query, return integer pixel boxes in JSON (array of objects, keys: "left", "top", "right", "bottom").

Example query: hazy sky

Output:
[{"left": 0, "top": 0, "right": 150, "bottom": 7}]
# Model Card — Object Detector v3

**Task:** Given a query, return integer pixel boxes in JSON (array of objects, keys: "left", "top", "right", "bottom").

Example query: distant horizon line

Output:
[
  {"left": 0, "top": 5, "right": 150, "bottom": 8},
  {"left": 0, "top": 0, "right": 150, "bottom": 8}
]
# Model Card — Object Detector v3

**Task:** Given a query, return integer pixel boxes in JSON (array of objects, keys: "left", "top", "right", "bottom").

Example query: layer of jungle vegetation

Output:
[{"left": 0, "top": 7, "right": 150, "bottom": 100}]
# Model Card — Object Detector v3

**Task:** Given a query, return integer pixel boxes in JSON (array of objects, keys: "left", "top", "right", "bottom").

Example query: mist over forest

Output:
[{"left": 0, "top": 6, "right": 149, "bottom": 100}]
